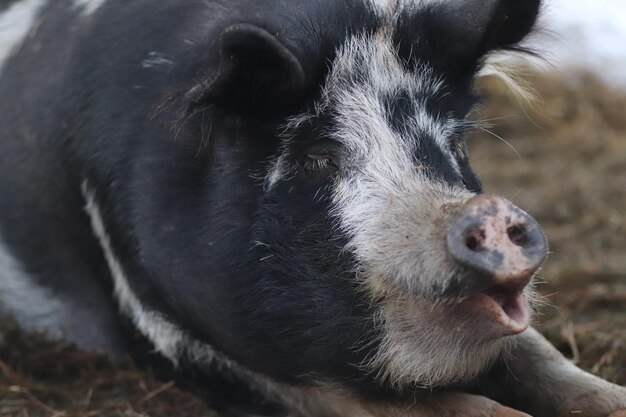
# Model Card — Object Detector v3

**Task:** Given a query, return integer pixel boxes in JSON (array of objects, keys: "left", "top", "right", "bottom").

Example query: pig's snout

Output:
[{"left": 447, "top": 195, "right": 548, "bottom": 288}]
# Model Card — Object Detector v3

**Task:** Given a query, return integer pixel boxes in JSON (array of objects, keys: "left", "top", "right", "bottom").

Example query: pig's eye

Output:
[
  {"left": 300, "top": 141, "right": 340, "bottom": 173},
  {"left": 303, "top": 153, "right": 338, "bottom": 172}
]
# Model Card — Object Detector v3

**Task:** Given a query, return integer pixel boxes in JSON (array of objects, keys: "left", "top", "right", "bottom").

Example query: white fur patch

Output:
[
  {"left": 317, "top": 34, "right": 467, "bottom": 293},
  {"left": 0, "top": 235, "right": 68, "bottom": 331},
  {"left": 73, "top": 0, "right": 106, "bottom": 17},
  {"left": 0, "top": 0, "right": 48, "bottom": 76}
]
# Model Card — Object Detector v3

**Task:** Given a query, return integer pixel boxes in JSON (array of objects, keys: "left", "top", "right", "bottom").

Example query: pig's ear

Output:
[
  {"left": 198, "top": 23, "right": 306, "bottom": 113},
  {"left": 461, "top": 0, "right": 540, "bottom": 54},
  {"left": 429, "top": 0, "right": 541, "bottom": 75}
]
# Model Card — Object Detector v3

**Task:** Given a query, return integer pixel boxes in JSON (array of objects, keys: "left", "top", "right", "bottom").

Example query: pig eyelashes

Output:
[
  {"left": 299, "top": 139, "right": 341, "bottom": 173},
  {"left": 303, "top": 154, "right": 338, "bottom": 173}
]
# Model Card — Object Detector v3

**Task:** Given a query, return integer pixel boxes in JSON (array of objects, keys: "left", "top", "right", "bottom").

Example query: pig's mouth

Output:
[{"left": 457, "top": 284, "right": 530, "bottom": 336}]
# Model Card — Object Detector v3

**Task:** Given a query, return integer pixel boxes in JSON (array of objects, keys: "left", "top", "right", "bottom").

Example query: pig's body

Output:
[{"left": 0, "top": 0, "right": 625, "bottom": 416}]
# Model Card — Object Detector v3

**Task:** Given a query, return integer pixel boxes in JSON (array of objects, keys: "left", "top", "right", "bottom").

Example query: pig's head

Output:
[{"left": 137, "top": 0, "right": 546, "bottom": 399}]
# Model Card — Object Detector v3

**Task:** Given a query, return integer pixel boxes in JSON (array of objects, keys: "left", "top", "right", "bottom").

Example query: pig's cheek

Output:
[{"left": 421, "top": 301, "right": 511, "bottom": 343}]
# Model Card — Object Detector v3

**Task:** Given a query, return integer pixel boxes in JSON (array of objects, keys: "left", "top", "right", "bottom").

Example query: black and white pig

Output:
[{"left": 0, "top": 0, "right": 625, "bottom": 416}]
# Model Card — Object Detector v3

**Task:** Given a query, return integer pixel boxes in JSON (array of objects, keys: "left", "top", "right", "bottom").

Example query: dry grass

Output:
[
  {"left": 1, "top": 72, "right": 625, "bottom": 415},
  {"left": 0, "top": 321, "right": 215, "bottom": 417}
]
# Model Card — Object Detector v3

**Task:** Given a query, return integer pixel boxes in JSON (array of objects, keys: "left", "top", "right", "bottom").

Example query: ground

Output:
[{"left": 1, "top": 72, "right": 625, "bottom": 416}]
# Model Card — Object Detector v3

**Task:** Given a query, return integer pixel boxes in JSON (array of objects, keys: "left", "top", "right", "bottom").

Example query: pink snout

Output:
[
  {"left": 446, "top": 195, "right": 548, "bottom": 335},
  {"left": 447, "top": 195, "right": 548, "bottom": 288}
]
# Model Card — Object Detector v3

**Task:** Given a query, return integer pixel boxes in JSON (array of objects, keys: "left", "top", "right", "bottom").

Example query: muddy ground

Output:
[{"left": 1, "top": 72, "right": 625, "bottom": 416}]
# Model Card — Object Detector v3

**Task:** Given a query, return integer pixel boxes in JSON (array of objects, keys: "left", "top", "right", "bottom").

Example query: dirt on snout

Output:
[{"left": 1, "top": 72, "right": 625, "bottom": 416}]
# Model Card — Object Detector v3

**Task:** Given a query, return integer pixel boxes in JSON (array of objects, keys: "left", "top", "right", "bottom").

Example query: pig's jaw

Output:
[{"left": 363, "top": 280, "right": 540, "bottom": 389}]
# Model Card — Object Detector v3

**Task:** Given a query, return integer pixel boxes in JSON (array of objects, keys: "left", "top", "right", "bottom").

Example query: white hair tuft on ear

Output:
[{"left": 478, "top": 53, "right": 541, "bottom": 107}]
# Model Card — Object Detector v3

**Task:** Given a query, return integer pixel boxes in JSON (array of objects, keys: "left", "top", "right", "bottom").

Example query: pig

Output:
[{"left": 0, "top": 0, "right": 624, "bottom": 416}]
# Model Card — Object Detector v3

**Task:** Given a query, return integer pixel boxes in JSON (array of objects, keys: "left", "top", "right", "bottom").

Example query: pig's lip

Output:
[{"left": 458, "top": 287, "right": 530, "bottom": 336}]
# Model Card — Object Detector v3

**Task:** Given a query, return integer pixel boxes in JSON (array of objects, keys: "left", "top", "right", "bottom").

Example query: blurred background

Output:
[
  {"left": 541, "top": 0, "right": 626, "bottom": 87},
  {"left": 1, "top": 1, "right": 625, "bottom": 415}
]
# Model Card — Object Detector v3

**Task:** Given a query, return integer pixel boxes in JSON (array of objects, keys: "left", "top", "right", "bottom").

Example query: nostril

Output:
[
  {"left": 448, "top": 195, "right": 548, "bottom": 283},
  {"left": 507, "top": 224, "right": 529, "bottom": 247},
  {"left": 465, "top": 228, "right": 486, "bottom": 252}
]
